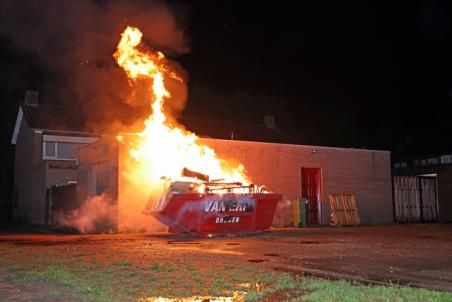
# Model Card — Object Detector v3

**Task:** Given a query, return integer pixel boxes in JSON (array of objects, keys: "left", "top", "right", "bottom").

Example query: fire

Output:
[{"left": 114, "top": 26, "right": 249, "bottom": 198}]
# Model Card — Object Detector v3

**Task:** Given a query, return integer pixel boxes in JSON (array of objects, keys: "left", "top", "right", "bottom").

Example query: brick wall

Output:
[{"left": 200, "top": 138, "right": 393, "bottom": 224}]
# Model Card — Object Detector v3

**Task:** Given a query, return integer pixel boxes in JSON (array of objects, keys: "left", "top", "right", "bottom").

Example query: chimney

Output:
[
  {"left": 263, "top": 115, "right": 275, "bottom": 128},
  {"left": 24, "top": 90, "right": 39, "bottom": 106}
]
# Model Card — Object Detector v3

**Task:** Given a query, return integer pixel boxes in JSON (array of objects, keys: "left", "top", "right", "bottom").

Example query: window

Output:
[
  {"left": 43, "top": 141, "right": 83, "bottom": 160},
  {"left": 427, "top": 158, "right": 439, "bottom": 165},
  {"left": 441, "top": 155, "right": 452, "bottom": 164},
  {"left": 44, "top": 141, "right": 56, "bottom": 158},
  {"left": 421, "top": 160, "right": 427, "bottom": 166},
  {"left": 394, "top": 162, "right": 407, "bottom": 168},
  {"left": 413, "top": 159, "right": 420, "bottom": 166},
  {"left": 57, "top": 142, "right": 78, "bottom": 159},
  {"left": 42, "top": 135, "right": 98, "bottom": 161}
]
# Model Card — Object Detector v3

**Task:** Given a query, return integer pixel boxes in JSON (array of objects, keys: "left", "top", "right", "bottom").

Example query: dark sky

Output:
[
  {"left": 1, "top": 0, "right": 452, "bottom": 154},
  {"left": 178, "top": 1, "right": 452, "bottom": 150}
]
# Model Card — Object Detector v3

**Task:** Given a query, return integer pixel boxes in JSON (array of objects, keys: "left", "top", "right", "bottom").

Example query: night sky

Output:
[
  {"left": 180, "top": 1, "right": 452, "bottom": 150},
  {"left": 1, "top": 1, "right": 452, "bottom": 201}
]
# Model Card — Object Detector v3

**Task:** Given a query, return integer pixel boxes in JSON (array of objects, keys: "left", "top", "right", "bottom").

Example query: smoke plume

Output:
[
  {"left": 57, "top": 193, "right": 116, "bottom": 233},
  {"left": 0, "top": 0, "right": 190, "bottom": 132}
]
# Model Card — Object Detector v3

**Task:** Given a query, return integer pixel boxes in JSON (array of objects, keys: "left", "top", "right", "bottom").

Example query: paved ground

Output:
[
  {"left": 261, "top": 224, "right": 452, "bottom": 291},
  {"left": 0, "top": 224, "right": 451, "bottom": 301}
]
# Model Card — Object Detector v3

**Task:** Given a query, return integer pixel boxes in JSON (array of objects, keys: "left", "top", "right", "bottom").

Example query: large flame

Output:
[{"left": 114, "top": 26, "right": 249, "bottom": 197}]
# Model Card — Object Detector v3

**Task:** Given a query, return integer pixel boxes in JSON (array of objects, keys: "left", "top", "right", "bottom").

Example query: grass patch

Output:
[
  {"left": 223, "top": 264, "right": 235, "bottom": 270},
  {"left": 49, "top": 290, "right": 64, "bottom": 297},
  {"left": 114, "top": 261, "right": 132, "bottom": 268},
  {"left": 72, "top": 253, "right": 89, "bottom": 257},
  {"left": 302, "top": 278, "right": 452, "bottom": 302},
  {"left": 148, "top": 275, "right": 157, "bottom": 282},
  {"left": 244, "top": 274, "right": 452, "bottom": 302},
  {"left": 2, "top": 244, "right": 452, "bottom": 302}
]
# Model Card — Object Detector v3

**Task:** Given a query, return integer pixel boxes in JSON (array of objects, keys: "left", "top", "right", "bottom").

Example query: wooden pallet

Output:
[{"left": 328, "top": 193, "right": 360, "bottom": 226}]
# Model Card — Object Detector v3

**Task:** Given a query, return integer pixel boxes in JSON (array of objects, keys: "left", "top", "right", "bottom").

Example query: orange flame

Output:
[{"left": 114, "top": 26, "right": 249, "bottom": 196}]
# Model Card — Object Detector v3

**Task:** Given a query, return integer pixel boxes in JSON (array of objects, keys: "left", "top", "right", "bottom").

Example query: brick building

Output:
[
  {"left": 77, "top": 135, "right": 393, "bottom": 232},
  {"left": 12, "top": 101, "right": 393, "bottom": 230},
  {"left": 11, "top": 102, "right": 98, "bottom": 224},
  {"left": 202, "top": 139, "right": 392, "bottom": 224}
]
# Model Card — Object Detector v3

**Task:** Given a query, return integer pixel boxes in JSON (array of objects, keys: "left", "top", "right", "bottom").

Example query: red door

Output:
[{"left": 301, "top": 168, "right": 322, "bottom": 225}]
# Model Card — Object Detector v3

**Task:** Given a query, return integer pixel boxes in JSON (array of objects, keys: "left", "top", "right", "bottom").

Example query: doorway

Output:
[{"left": 301, "top": 167, "right": 322, "bottom": 225}]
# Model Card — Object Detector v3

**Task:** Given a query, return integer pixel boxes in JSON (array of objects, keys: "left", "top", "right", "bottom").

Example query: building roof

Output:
[
  {"left": 21, "top": 104, "right": 87, "bottom": 132},
  {"left": 11, "top": 104, "right": 90, "bottom": 145},
  {"left": 11, "top": 104, "right": 296, "bottom": 145},
  {"left": 179, "top": 117, "right": 296, "bottom": 144}
]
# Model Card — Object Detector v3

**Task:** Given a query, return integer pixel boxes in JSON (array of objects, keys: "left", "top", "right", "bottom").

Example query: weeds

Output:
[{"left": 114, "top": 261, "right": 132, "bottom": 268}]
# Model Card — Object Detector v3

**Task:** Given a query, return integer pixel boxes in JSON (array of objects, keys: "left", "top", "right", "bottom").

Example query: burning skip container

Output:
[
  {"left": 77, "top": 135, "right": 281, "bottom": 233},
  {"left": 148, "top": 178, "right": 280, "bottom": 235}
]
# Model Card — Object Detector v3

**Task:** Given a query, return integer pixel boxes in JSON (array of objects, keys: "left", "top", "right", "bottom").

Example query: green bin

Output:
[{"left": 292, "top": 198, "right": 307, "bottom": 227}]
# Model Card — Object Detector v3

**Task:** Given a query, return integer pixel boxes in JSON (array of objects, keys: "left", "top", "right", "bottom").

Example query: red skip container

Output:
[{"left": 150, "top": 193, "right": 281, "bottom": 235}]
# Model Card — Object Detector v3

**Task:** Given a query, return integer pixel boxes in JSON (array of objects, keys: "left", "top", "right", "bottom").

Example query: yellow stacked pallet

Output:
[{"left": 328, "top": 193, "right": 360, "bottom": 226}]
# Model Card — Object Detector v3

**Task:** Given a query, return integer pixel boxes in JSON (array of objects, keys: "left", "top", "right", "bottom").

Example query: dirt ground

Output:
[{"left": 0, "top": 224, "right": 451, "bottom": 301}]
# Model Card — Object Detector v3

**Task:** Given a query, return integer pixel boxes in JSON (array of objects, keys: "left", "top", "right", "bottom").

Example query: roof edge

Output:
[{"left": 199, "top": 137, "right": 391, "bottom": 153}]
